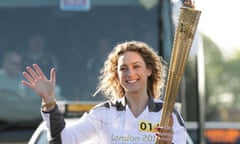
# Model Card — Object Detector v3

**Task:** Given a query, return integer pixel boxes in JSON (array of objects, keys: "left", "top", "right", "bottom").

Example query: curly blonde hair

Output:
[{"left": 94, "top": 41, "right": 166, "bottom": 99}]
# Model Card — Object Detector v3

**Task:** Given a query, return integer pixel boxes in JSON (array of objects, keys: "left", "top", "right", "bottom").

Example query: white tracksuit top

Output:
[{"left": 41, "top": 97, "right": 186, "bottom": 144}]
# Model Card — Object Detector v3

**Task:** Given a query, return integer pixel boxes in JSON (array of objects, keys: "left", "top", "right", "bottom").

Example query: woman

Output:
[{"left": 22, "top": 41, "right": 186, "bottom": 144}]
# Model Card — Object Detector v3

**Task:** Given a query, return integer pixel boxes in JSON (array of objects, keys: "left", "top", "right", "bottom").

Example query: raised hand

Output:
[{"left": 22, "top": 64, "right": 56, "bottom": 104}]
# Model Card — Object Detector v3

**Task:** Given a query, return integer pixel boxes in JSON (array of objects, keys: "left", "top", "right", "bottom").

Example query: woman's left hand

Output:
[{"left": 155, "top": 115, "right": 173, "bottom": 144}]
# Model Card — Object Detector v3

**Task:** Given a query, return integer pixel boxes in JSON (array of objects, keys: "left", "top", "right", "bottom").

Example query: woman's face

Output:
[{"left": 117, "top": 51, "right": 152, "bottom": 95}]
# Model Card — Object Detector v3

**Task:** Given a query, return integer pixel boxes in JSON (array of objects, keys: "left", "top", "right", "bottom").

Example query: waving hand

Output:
[{"left": 22, "top": 64, "right": 56, "bottom": 104}]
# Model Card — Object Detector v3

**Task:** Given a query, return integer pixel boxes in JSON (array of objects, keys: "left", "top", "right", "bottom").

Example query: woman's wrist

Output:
[{"left": 41, "top": 99, "right": 56, "bottom": 112}]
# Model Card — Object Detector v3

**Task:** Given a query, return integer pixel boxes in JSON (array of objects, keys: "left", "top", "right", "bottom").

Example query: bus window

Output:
[{"left": 0, "top": 1, "right": 160, "bottom": 123}]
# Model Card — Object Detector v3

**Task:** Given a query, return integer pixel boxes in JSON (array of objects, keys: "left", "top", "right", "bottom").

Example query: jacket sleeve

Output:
[
  {"left": 41, "top": 105, "right": 65, "bottom": 144},
  {"left": 41, "top": 104, "right": 105, "bottom": 144}
]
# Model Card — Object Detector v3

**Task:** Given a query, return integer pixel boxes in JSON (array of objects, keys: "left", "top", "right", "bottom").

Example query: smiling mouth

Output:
[{"left": 126, "top": 79, "right": 139, "bottom": 84}]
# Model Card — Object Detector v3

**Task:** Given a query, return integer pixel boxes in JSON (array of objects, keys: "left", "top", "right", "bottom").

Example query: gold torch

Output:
[{"left": 155, "top": 1, "right": 201, "bottom": 144}]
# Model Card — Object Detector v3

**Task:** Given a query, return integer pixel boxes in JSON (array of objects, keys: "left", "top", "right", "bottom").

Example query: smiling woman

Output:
[{"left": 22, "top": 41, "right": 187, "bottom": 144}]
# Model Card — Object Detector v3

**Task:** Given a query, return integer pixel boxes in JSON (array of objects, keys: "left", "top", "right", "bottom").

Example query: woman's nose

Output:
[{"left": 126, "top": 67, "right": 134, "bottom": 77}]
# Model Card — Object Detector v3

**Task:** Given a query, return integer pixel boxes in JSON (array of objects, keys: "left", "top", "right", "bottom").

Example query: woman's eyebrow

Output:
[{"left": 120, "top": 61, "right": 141, "bottom": 66}]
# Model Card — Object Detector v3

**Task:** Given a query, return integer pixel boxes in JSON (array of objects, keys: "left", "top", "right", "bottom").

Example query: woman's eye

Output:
[
  {"left": 120, "top": 67, "right": 126, "bottom": 71},
  {"left": 133, "top": 65, "right": 140, "bottom": 69}
]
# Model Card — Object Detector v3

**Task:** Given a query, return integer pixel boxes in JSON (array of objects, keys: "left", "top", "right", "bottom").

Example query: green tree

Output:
[
  {"left": 222, "top": 50, "right": 240, "bottom": 107},
  {"left": 203, "top": 34, "right": 240, "bottom": 121},
  {"left": 202, "top": 34, "right": 225, "bottom": 120}
]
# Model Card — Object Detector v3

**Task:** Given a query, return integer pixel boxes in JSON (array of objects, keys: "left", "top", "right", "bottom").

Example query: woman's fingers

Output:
[
  {"left": 22, "top": 64, "right": 56, "bottom": 101},
  {"left": 21, "top": 79, "right": 33, "bottom": 88},
  {"left": 183, "top": 0, "right": 195, "bottom": 8},
  {"left": 155, "top": 115, "right": 174, "bottom": 143},
  {"left": 156, "top": 126, "right": 173, "bottom": 132},
  {"left": 26, "top": 66, "right": 40, "bottom": 80},
  {"left": 22, "top": 71, "right": 35, "bottom": 84},
  {"left": 26, "top": 63, "right": 49, "bottom": 81},
  {"left": 50, "top": 68, "right": 56, "bottom": 84},
  {"left": 22, "top": 64, "right": 46, "bottom": 87},
  {"left": 156, "top": 133, "right": 173, "bottom": 143},
  {"left": 155, "top": 126, "right": 173, "bottom": 143},
  {"left": 33, "top": 64, "right": 47, "bottom": 79}
]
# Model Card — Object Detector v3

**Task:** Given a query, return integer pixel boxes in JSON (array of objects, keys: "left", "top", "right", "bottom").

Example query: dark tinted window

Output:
[{"left": 0, "top": 2, "right": 159, "bottom": 122}]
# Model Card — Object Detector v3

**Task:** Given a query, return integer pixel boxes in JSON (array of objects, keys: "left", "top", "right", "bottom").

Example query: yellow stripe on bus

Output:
[{"left": 67, "top": 104, "right": 96, "bottom": 112}]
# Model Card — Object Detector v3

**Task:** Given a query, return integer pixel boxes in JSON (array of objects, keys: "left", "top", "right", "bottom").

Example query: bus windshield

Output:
[{"left": 0, "top": 1, "right": 159, "bottom": 122}]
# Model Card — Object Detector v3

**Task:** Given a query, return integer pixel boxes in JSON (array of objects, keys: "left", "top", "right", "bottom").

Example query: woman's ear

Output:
[{"left": 147, "top": 68, "right": 152, "bottom": 77}]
